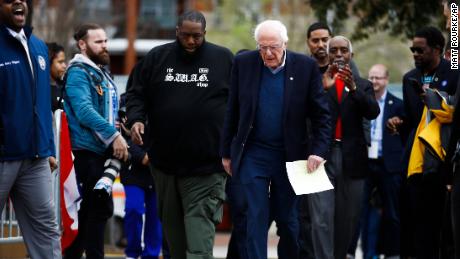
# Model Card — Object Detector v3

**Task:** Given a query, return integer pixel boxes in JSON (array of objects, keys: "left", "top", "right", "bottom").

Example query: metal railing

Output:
[
  {"left": 0, "top": 110, "right": 62, "bottom": 244},
  {"left": 0, "top": 199, "right": 22, "bottom": 243}
]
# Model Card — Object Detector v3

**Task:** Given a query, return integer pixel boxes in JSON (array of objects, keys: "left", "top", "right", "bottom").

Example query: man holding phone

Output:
[{"left": 320, "top": 36, "right": 380, "bottom": 259}]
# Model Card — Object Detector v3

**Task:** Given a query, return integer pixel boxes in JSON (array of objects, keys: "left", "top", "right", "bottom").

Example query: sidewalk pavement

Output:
[
  {"left": 104, "top": 231, "right": 280, "bottom": 259},
  {"left": 104, "top": 228, "right": 364, "bottom": 259}
]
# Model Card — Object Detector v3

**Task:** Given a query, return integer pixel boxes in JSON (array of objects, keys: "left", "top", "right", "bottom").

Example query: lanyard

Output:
[{"left": 421, "top": 72, "right": 437, "bottom": 86}]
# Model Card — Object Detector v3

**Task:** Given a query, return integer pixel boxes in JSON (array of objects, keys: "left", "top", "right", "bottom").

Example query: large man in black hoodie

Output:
[{"left": 126, "top": 10, "right": 233, "bottom": 259}]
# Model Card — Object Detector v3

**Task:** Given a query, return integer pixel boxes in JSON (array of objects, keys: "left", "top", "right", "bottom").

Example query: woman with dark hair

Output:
[{"left": 46, "top": 42, "right": 67, "bottom": 111}]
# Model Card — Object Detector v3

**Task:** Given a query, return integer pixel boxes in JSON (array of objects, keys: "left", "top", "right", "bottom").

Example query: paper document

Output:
[{"left": 286, "top": 160, "right": 334, "bottom": 195}]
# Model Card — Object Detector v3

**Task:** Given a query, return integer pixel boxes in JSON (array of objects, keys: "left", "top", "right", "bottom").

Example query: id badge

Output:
[{"left": 368, "top": 141, "right": 379, "bottom": 159}]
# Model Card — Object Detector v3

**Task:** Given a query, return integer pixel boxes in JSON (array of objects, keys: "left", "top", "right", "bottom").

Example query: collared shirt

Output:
[
  {"left": 371, "top": 89, "right": 387, "bottom": 156},
  {"left": 7, "top": 27, "right": 34, "bottom": 77},
  {"left": 269, "top": 50, "right": 287, "bottom": 74}
]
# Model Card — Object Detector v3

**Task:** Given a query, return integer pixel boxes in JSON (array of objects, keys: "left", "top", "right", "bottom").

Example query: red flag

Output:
[{"left": 59, "top": 112, "right": 80, "bottom": 252}]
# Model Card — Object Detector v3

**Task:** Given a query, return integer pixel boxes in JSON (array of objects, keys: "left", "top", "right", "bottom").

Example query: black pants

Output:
[
  {"left": 408, "top": 173, "right": 446, "bottom": 259},
  {"left": 64, "top": 150, "right": 114, "bottom": 259},
  {"left": 368, "top": 159, "right": 402, "bottom": 256},
  {"left": 331, "top": 143, "right": 365, "bottom": 259}
]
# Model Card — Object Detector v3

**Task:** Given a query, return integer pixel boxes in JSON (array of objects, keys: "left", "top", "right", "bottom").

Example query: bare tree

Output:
[{"left": 31, "top": 0, "right": 79, "bottom": 54}]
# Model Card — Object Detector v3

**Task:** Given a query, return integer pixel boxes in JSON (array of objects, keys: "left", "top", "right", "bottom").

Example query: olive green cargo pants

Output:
[{"left": 151, "top": 167, "right": 227, "bottom": 259}]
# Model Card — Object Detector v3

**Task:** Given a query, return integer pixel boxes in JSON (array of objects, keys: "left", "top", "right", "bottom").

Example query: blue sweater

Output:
[
  {"left": 0, "top": 25, "right": 54, "bottom": 160},
  {"left": 248, "top": 66, "right": 285, "bottom": 150}
]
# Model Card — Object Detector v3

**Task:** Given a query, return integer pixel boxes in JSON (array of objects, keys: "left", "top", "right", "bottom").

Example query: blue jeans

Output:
[{"left": 228, "top": 144, "right": 299, "bottom": 259}]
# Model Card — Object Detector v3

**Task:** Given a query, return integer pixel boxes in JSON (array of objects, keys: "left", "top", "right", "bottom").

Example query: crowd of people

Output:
[{"left": 1, "top": 0, "right": 460, "bottom": 259}]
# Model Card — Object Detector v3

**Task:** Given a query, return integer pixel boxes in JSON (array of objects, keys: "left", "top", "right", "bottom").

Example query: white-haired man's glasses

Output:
[{"left": 257, "top": 44, "right": 283, "bottom": 53}]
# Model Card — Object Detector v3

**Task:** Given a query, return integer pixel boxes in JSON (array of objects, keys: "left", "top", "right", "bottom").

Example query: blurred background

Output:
[{"left": 29, "top": 0, "right": 449, "bottom": 91}]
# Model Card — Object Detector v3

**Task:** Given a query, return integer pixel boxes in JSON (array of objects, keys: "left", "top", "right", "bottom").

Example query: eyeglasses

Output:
[
  {"left": 257, "top": 44, "right": 283, "bottom": 53},
  {"left": 368, "top": 76, "right": 387, "bottom": 81},
  {"left": 410, "top": 47, "right": 425, "bottom": 54},
  {"left": 178, "top": 31, "right": 204, "bottom": 40}
]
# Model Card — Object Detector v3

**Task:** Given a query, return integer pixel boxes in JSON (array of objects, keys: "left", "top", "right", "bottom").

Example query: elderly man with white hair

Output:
[
  {"left": 221, "top": 20, "right": 332, "bottom": 259},
  {"left": 321, "top": 36, "right": 380, "bottom": 259}
]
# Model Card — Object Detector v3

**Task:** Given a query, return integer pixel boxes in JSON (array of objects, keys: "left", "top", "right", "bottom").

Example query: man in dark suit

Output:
[
  {"left": 321, "top": 36, "right": 380, "bottom": 259},
  {"left": 352, "top": 64, "right": 405, "bottom": 259},
  {"left": 301, "top": 23, "right": 371, "bottom": 259},
  {"left": 221, "top": 20, "right": 331, "bottom": 259},
  {"left": 387, "top": 26, "right": 459, "bottom": 259}
]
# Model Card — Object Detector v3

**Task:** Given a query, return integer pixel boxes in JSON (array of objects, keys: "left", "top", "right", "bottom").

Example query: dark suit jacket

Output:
[
  {"left": 402, "top": 59, "right": 458, "bottom": 135},
  {"left": 381, "top": 92, "right": 405, "bottom": 173},
  {"left": 221, "top": 50, "right": 331, "bottom": 175},
  {"left": 326, "top": 75, "right": 380, "bottom": 178}
]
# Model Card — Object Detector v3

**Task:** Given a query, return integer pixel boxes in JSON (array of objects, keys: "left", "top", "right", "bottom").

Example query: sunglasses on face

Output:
[{"left": 410, "top": 47, "right": 425, "bottom": 54}]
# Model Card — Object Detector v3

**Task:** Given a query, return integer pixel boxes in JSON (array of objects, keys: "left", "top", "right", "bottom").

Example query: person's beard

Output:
[
  {"left": 87, "top": 46, "right": 110, "bottom": 66},
  {"left": 414, "top": 59, "right": 429, "bottom": 71},
  {"left": 313, "top": 48, "right": 327, "bottom": 60}
]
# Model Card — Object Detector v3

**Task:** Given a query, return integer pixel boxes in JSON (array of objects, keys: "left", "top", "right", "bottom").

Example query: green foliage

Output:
[
  {"left": 207, "top": 21, "right": 257, "bottom": 54},
  {"left": 352, "top": 32, "right": 413, "bottom": 83},
  {"left": 206, "top": 0, "right": 418, "bottom": 83},
  {"left": 310, "top": 0, "right": 444, "bottom": 40},
  {"left": 205, "top": 0, "right": 259, "bottom": 53}
]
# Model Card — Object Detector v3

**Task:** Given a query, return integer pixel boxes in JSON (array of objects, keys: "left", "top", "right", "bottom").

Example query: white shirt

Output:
[
  {"left": 371, "top": 89, "right": 387, "bottom": 157},
  {"left": 269, "top": 50, "right": 287, "bottom": 74},
  {"left": 7, "top": 27, "right": 34, "bottom": 77}
]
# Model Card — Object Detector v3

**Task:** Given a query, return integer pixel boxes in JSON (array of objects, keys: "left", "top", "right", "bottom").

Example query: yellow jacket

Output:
[{"left": 407, "top": 91, "right": 454, "bottom": 177}]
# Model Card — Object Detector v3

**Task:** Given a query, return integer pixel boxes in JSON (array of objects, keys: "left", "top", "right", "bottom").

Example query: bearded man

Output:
[{"left": 63, "top": 23, "right": 129, "bottom": 259}]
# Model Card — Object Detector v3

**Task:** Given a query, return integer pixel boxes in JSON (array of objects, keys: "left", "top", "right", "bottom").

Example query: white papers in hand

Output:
[{"left": 286, "top": 160, "right": 334, "bottom": 195}]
